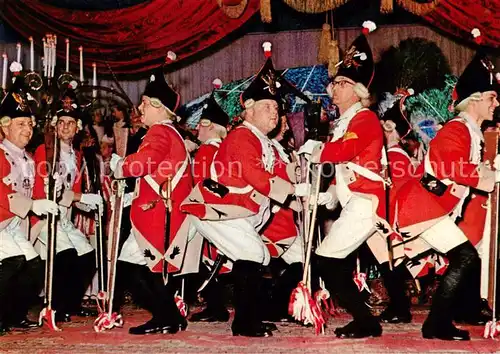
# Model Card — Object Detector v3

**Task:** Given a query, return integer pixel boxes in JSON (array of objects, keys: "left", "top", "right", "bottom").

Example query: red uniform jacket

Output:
[
  {"left": 0, "top": 148, "right": 33, "bottom": 228},
  {"left": 115, "top": 122, "right": 193, "bottom": 274},
  {"left": 31, "top": 144, "right": 83, "bottom": 237},
  {"left": 395, "top": 118, "right": 495, "bottom": 238},
  {"left": 192, "top": 142, "right": 219, "bottom": 186},
  {"left": 181, "top": 123, "right": 295, "bottom": 220},
  {"left": 315, "top": 109, "right": 388, "bottom": 232}
]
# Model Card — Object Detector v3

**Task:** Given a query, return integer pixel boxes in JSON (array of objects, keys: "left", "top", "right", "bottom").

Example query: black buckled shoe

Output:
[
  {"left": 334, "top": 320, "right": 382, "bottom": 339},
  {"left": 0, "top": 322, "right": 10, "bottom": 336},
  {"left": 378, "top": 307, "right": 412, "bottom": 324},
  {"left": 262, "top": 322, "right": 278, "bottom": 332},
  {"left": 71, "top": 307, "right": 98, "bottom": 317},
  {"left": 189, "top": 307, "right": 230, "bottom": 322},
  {"left": 55, "top": 313, "right": 72, "bottom": 323},
  {"left": 11, "top": 318, "right": 40, "bottom": 329},
  {"left": 422, "top": 322, "right": 470, "bottom": 341},
  {"left": 129, "top": 318, "right": 187, "bottom": 335},
  {"left": 232, "top": 321, "right": 273, "bottom": 337}
]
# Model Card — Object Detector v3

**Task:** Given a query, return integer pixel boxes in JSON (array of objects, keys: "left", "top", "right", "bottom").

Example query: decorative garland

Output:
[
  {"left": 396, "top": 0, "right": 439, "bottom": 16},
  {"left": 281, "top": 0, "right": 351, "bottom": 14}
]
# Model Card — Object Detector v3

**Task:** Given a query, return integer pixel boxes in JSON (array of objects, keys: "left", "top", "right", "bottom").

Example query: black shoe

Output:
[
  {"left": 11, "top": 318, "right": 40, "bottom": 329},
  {"left": 378, "top": 307, "right": 412, "bottom": 324},
  {"left": 55, "top": 313, "right": 72, "bottom": 323},
  {"left": 0, "top": 322, "right": 10, "bottom": 335},
  {"left": 129, "top": 318, "right": 187, "bottom": 335},
  {"left": 262, "top": 322, "right": 278, "bottom": 332},
  {"left": 334, "top": 320, "right": 382, "bottom": 339},
  {"left": 455, "top": 313, "right": 490, "bottom": 326},
  {"left": 232, "top": 322, "right": 273, "bottom": 337},
  {"left": 71, "top": 307, "right": 98, "bottom": 317},
  {"left": 422, "top": 322, "right": 470, "bottom": 341},
  {"left": 189, "top": 307, "right": 230, "bottom": 322}
]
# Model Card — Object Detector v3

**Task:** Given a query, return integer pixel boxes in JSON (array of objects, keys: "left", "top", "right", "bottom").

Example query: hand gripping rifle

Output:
[
  {"left": 94, "top": 179, "right": 126, "bottom": 332},
  {"left": 39, "top": 115, "right": 61, "bottom": 331}
]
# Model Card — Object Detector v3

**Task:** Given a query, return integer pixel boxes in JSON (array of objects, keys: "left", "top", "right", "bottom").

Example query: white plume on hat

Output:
[
  {"left": 212, "top": 78, "right": 223, "bottom": 89},
  {"left": 362, "top": 21, "right": 377, "bottom": 33},
  {"left": 9, "top": 61, "right": 22, "bottom": 73}
]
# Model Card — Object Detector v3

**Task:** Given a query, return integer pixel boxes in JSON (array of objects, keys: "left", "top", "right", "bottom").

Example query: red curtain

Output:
[
  {"left": 424, "top": 0, "right": 500, "bottom": 48},
  {"left": 1, "top": 0, "right": 259, "bottom": 74}
]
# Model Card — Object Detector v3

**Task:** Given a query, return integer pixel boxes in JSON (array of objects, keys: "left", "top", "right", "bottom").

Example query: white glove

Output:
[
  {"left": 317, "top": 192, "right": 333, "bottom": 206},
  {"left": 494, "top": 154, "right": 500, "bottom": 171},
  {"left": 297, "top": 140, "right": 322, "bottom": 155},
  {"left": 294, "top": 183, "right": 311, "bottom": 197},
  {"left": 32, "top": 199, "right": 59, "bottom": 216},
  {"left": 124, "top": 192, "right": 133, "bottom": 208},
  {"left": 184, "top": 139, "right": 199, "bottom": 153},
  {"left": 80, "top": 193, "right": 103, "bottom": 210},
  {"left": 110, "top": 153, "right": 122, "bottom": 173}
]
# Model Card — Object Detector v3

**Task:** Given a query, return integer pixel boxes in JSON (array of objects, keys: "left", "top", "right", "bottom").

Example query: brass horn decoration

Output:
[
  {"left": 24, "top": 71, "right": 43, "bottom": 91},
  {"left": 57, "top": 72, "right": 77, "bottom": 90}
]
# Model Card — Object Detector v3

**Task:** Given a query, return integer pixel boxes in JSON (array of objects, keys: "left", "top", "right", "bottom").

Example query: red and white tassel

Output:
[
  {"left": 165, "top": 51, "right": 177, "bottom": 64},
  {"left": 212, "top": 78, "right": 223, "bottom": 89},
  {"left": 483, "top": 319, "right": 500, "bottom": 339},
  {"left": 361, "top": 20, "right": 377, "bottom": 35},
  {"left": 262, "top": 41, "right": 272, "bottom": 58},
  {"left": 175, "top": 291, "right": 188, "bottom": 318},
  {"left": 471, "top": 28, "right": 482, "bottom": 44}
]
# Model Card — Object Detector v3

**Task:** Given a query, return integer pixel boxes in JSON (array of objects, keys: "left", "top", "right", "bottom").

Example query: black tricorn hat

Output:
[
  {"left": 201, "top": 93, "right": 230, "bottom": 127},
  {"left": 143, "top": 65, "right": 180, "bottom": 113},
  {"left": 333, "top": 21, "right": 376, "bottom": 90},
  {"left": 0, "top": 75, "right": 33, "bottom": 120}
]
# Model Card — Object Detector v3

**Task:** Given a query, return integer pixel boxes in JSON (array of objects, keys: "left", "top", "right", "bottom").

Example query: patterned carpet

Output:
[{"left": 1, "top": 305, "right": 499, "bottom": 353}]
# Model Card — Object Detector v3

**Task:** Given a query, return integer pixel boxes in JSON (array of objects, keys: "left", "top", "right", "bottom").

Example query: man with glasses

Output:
[{"left": 299, "top": 21, "right": 386, "bottom": 339}]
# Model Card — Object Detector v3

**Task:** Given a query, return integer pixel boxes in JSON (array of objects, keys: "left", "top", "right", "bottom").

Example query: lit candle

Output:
[
  {"left": 79, "top": 46, "right": 83, "bottom": 82},
  {"left": 92, "top": 62, "right": 97, "bottom": 97},
  {"left": 65, "top": 38, "right": 70, "bottom": 72},
  {"left": 1, "top": 54, "right": 7, "bottom": 90},
  {"left": 29, "top": 36, "right": 34, "bottom": 71},
  {"left": 16, "top": 43, "right": 21, "bottom": 63},
  {"left": 42, "top": 38, "right": 48, "bottom": 77},
  {"left": 51, "top": 41, "right": 56, "bottom": 78}
]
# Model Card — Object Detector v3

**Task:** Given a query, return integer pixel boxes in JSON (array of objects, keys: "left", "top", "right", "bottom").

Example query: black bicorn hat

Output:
[
  {"left": 56, "top": 86, "right": 81, "bottom": 120},
  {"left": 241, "top": 56, "right": 281, "bottom": 106},
  {"left": 0, "top": 75, "right": 33, "bottom": 120},
  {"left": 143, "top": 54, "right": 181, "bottom": 114},
  {"left": 334, "top": 21, "right": 376, "bottom": 89},
  {"left": 380, "top": 92, "right": 413, "bottom": 139},
  {"left": 201, "top": 79, "right": 230, "bottom": 127}
]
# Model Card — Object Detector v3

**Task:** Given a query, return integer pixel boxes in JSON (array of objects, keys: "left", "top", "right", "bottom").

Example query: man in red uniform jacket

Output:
[
  {"left": 394, "top": 45, "right": 499, "bottom": 340},
  {"left": 189, "top": 84, "right": 232, "bottom": 323},
  {"left": 181, "top": 44, "right": 308, "bottom": 337},
  {"left": 0, "top": 76, "right": 58, "bottom": 333},
  {"left": 302, "top": 21, "right": 387, "bottom": 339},
  {"left": 111, "top": 64, "right": 192, "bottom": 335},
  {"left": 32, "top": 88, "right": 101, "bottom": 323}
]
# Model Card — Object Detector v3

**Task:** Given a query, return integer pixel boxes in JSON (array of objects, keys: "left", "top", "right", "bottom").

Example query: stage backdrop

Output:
[{"left": 0, "top": 24, "right": 497, "bottom": 105}]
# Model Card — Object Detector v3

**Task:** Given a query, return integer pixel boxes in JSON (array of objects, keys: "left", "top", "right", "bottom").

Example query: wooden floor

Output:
[{"left": 1, "top": 305, "right": 499, "bottom": 353}]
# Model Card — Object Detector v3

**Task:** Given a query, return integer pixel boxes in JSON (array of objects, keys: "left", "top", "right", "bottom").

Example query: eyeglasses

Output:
[
  {"left": 331, "top": 80, "right": 354, "bottom": 88},
  {"left": 199, "top": 119, "right": 212, "bottom": 127}
]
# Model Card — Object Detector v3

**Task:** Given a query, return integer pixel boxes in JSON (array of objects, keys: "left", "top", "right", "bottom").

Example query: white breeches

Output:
[
  {"left": 36, "top": 216, "right": 93, "bottom": 260},
  {"left": 316, "top": 195, "right": 375, "bottom": 259},
  {"left": 280, "top": 235, "right": 304, "bottom": 265},
  {"left": 0, "top": 217, "right": 38, "bottom": 261},
  {"left": 419, "top": 216, "right": 468, "bottom": 254},
  {"left": 118, "top": 230, "right": 147, "bottom": 266},
  {"left": 190, "top": 200, "right": 272, "bottom": 265}
]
